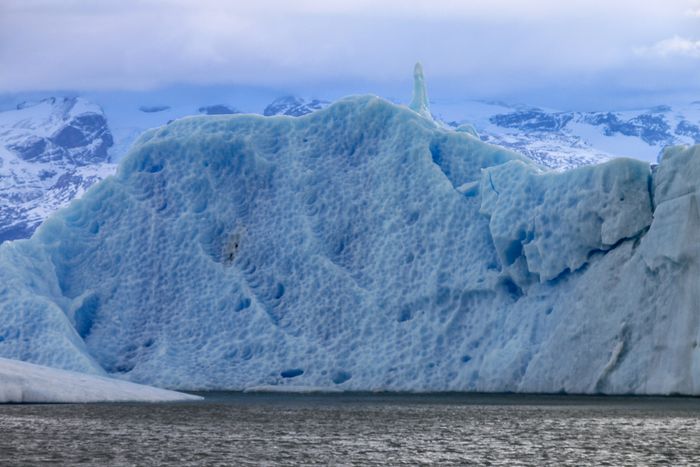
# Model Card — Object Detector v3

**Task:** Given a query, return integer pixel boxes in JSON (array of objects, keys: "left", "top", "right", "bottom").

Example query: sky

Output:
[{"left": 2, "top": 0, "right": 700, "bottom": 109}]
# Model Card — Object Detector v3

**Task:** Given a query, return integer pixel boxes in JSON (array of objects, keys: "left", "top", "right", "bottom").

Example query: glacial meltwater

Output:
[{"left": 1, "top": 393, "right": 699, "bottom": 465}]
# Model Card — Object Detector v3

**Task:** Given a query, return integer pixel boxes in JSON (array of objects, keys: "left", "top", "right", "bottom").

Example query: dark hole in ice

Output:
[
  {"left": 281, "top": 368, "right": 304, "bottom": 378},
  {"left": 499, "top": 277, "right": 523, "bottom": 300},
  {"left": 397, "top": 307, "right": 413, "bottom": 322},
  {"left": 113, "top": 362, "right": 135, "bottom": 374},
  {"left": 241, "top": 346, "right": 254, "bottom": 360},
  {"left": 503, "top": 240, "right": 523, "bottom": 265},
  {"left": 406, "top": 211, "right": 420, "bottom": 225},
  {"left": 235, "top": 298, "right": 251, "bottom": 312},
  {"left": 146, "top": 162, "right": 163, "bottom": 173},
  {"left": 331, "top": 370, "right": 352, "bottom": 384},
  {"left": 74, "top": 295, "right": 100, "bottom": 338},
  {"left": 274, "top": 283, "right": 285, "bottom": 299}
]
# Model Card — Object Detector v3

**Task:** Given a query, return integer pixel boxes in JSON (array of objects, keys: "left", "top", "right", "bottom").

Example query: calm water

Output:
[{"left": 1, "top": 393, "right": 700, "bottom": 465}]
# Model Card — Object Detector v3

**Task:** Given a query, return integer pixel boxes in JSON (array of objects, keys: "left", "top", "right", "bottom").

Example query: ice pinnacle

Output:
[{"left": 409, "top": 62, "right": 431, "bottom": 119}]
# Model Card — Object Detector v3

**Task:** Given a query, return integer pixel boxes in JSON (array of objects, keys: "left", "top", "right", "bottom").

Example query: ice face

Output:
[
  {"left": 480, "top": 157, "right": 652, "bottom": 283},
  {"left": 0, "top": 94, "right": 698, "bottom": 394}
]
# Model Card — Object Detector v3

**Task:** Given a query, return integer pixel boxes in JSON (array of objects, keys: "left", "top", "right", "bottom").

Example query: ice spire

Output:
[{"left": 409, "top": 62, "right": 431, "bottom": 119}]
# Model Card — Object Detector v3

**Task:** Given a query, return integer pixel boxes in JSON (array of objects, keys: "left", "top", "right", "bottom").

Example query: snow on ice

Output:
[{"left": 0, "top": 357, "right": 200, "bottom": 403}]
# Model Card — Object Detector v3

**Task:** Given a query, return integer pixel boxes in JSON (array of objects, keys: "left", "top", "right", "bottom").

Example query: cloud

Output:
[
  {"left": 636, "top": 35, "right": 700, "bottom": 58},
  {"left": 0, "top": 0, "right": 699, "bottom": 107}
]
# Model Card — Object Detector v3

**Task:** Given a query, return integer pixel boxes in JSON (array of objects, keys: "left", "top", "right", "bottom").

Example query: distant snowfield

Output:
[{"left": 0, "top": 357, "right": 201, "bottom": 403}]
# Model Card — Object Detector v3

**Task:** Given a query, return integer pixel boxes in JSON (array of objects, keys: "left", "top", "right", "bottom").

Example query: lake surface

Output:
[{"left": 1, "top": 392, "right": 700, "bottom": 465}]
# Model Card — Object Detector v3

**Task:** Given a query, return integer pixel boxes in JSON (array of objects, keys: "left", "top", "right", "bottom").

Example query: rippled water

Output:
[{"left": 1, "top": 393, "right": 700, "bottom": 465}]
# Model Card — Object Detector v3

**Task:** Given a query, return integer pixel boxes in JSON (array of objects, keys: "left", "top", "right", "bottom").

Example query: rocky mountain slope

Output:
[
  {"left": 263, "top": 96, "right": 330, "bottom": 117},
  {"left": 0, "top": 98, "right": 116, "bottom": 242},
  {"left": 436, "top": 101, "right": 700, "bottom": 170}
]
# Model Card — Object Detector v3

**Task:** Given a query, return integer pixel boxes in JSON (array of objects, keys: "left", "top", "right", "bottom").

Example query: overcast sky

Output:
[{"left": 2, "top": 0, "right": 700, "bottom": 108}]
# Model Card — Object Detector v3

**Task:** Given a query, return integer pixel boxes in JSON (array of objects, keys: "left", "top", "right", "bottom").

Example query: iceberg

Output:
[
  {"left": 0, "top": 70, "right": 698, "bottom": 395},
  {"left": 0, "top": 357, "right": 200, "bottom": 403}
]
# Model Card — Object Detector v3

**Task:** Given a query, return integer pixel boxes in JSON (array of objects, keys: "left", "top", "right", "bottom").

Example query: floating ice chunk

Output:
[
  {"left": 409, "top": 62, "right": 431, "bottom": 119},
  {"left": 0, "top": 357, "right": 200, "bottom": 403}
]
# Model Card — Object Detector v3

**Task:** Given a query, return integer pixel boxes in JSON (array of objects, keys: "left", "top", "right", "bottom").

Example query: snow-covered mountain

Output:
[
  {"left": 263, "top": 96, "right": 330, "bottom": 117},
  {"left": 0, "top": 98, "right": 116, "bottom": 243},
  {"left": 434, "top": 100, "right": 700, "bottom": 170},
  {"left": 0, "top": 94, "right": 338, "bottom": 244}
]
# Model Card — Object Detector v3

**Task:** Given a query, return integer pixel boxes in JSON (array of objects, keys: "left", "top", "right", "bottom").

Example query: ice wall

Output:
[{"left": 0, "top": 95, "right": 698, "bottom": 394}]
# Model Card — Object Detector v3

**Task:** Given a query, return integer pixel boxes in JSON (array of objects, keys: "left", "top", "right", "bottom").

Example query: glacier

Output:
[{"left": 0, "top": 78, "right": 699, "bottom": 394}]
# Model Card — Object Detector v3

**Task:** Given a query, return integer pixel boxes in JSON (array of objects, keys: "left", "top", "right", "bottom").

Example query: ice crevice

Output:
[{"left": 593, "top": 333, "right": 628, "bottom": 393}]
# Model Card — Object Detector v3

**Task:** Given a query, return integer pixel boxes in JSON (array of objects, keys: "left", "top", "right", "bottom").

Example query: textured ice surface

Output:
[
  {"left": 0, "top": 95, "right": 698, "bottom": 394},
  {"left": 0, "top": 357, "right": 200, "bottom": 403},
  {"left": 480, "top": 158, "right": 652, "bottom": 283}
]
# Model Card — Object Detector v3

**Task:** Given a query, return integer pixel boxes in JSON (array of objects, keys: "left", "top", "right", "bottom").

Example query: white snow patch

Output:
[{"left": 0, "top": 357, "right": 201, "bottom": 403}]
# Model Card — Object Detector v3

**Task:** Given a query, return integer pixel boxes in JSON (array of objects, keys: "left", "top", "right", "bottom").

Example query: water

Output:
[{"left": 1, "top": 393, "right": 700, "bottom": 465}]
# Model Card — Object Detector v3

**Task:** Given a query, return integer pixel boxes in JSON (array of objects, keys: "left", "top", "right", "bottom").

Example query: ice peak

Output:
[{"left": 409, "top": 62, "right": 431, "bottom": 119}]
